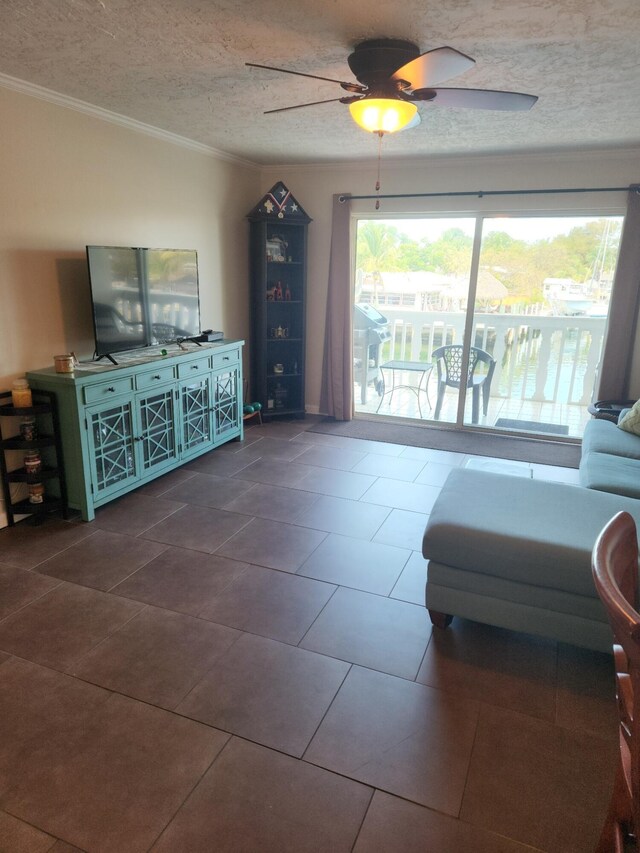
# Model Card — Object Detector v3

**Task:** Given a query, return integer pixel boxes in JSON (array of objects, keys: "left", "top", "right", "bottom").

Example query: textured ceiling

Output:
[{"left": 1, "top": 0, "right": 640, "bottom": 165}]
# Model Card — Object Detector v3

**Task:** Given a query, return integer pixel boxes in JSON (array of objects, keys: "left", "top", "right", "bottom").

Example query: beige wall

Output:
[
  {"left": 0, "top": 86, "right": 259, "bottom": 382},
  {"left": 0, "top": 85, "right": 259, "bottom": 525},
  {"left": 262, "top": 148, "right": 640, "bottom": 412}
]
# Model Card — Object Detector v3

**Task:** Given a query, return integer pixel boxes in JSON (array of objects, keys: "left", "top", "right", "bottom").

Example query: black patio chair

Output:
[{"left": 432, "top": 345, "right": 496, "bottom": 424}]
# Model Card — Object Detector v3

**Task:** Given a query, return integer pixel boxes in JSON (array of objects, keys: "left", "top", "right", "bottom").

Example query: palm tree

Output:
[{"left": 356, "top": 221, "right": 400, "bottom": 301}]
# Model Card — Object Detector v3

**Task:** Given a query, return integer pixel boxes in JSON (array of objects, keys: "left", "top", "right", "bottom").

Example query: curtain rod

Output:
[{"left": 339, "top": 185, "right": 636, "bottom": 203}]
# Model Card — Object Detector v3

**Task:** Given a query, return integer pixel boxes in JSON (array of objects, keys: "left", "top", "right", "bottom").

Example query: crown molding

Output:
[
  {"left": 0, "top": 72, "right": 259, "bottom": 169},
  {"left": 261, "top": 145, "right": 640, "bottom": 175}
]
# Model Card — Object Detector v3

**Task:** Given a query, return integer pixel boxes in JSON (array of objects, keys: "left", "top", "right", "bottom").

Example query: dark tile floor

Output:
[{"left": 0, "top": 418, "right": 618, "bottom": 852}]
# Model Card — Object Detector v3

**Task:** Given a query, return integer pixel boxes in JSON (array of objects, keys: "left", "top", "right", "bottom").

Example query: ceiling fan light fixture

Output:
[{"left": 349, "top": 97, "right": 417, "bottom": 133}]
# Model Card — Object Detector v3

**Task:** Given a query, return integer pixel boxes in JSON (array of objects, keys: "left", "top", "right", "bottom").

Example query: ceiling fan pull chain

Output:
[{"left": 375, "top": 131, "right": 383, "bottom": 210}]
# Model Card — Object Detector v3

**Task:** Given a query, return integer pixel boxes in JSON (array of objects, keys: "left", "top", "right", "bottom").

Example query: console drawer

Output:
[
  {"left": 83, "top": 377, "right": 134, "bottom": 404},
  {"left": 212, "top": 348, "right": 240, "bottom": 369},
  {"left": 178, "top": 357, "right": 211, "bottom": 379},
  {"left": 135, "top": 366, "right": 176, "bottom": 390}
]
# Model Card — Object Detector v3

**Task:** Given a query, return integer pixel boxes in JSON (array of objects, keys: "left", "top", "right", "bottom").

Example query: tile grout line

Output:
[
  {"left": 349, "top": 785, "right": 377, "bottom": 853},
  {"left": 142, "top": 731, "right": 235, "bottom": 852},
  {"left": 0, "top": 578, "right": 66, "bottom": 627},
  {"left": 300, "top": 662, "right": 353, "bottom": 763}
]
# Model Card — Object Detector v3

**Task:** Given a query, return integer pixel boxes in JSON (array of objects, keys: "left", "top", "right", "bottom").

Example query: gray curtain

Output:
[
  {"left": 597, "top": 185, "right": 640, "bottom": 400},
  {"left": 320, "top": 194, "right": 353, "bottom": 419}
]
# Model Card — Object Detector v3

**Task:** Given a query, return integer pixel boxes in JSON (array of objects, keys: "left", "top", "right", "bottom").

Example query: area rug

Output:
[
  {"left": 495, "top": 418, "right": 570, "bottom": 436},
  {"left": 308, "top": 417, "right": 581, "bottom": 468}
]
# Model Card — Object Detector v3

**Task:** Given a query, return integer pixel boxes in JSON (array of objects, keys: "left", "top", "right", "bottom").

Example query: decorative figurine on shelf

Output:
[
  {"left": 266, "top": 285, "right": 276, "bottom": 301},
  {"left": 266, "top": 236, "right": 288, "bottom": 262},
  {"left": 284, "top": 285, "right": 291, "bottom": 301},
  {"left": 271, "top": 326, "right": 289, "bottom": 339},
  {"left": 274, "top": 281, "right": 283, "bottom": 301}
]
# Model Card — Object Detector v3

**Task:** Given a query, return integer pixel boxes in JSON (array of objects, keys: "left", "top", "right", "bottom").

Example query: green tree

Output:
[
  {"left": 354, "top": 217, "right": 621, "bottom": 308},
  {"left": 356, "top": 222, "right": 401, "bottom": 272},
  {"left": 424, "top": 228, "right": 473, "bottom": 274}
]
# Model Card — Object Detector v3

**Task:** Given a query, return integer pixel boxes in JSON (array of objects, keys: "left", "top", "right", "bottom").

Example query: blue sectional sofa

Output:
[
  {"left": 422, "top": 415, "right": 640, "bottom": 652},
  {"left": 579, "top": 414, "right": 640, "bottom": 498}
]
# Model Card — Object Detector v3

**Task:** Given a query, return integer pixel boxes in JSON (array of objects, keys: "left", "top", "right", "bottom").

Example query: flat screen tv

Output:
[{"left": 86, "top": 246, "right": 201, "bottom": 358}]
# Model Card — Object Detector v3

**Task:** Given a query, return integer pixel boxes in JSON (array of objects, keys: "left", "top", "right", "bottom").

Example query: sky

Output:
[{"left": 363, "top": 216, "right": 623, "bottom": 243}]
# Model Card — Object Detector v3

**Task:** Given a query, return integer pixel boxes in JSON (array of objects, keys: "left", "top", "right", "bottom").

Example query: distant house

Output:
[{"left": 357, "top": 269, "right": 507, "bottom": 312}]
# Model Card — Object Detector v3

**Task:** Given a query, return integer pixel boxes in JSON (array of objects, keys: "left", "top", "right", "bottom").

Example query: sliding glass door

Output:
[
  {"left": 354, "top": 213, "right": 623, "bottom": 438},
  {"left": 353, "top": 217, "right": 476, "bottom": 424},
  {"left": 463, "top": 216, "right": 622, "bottom": 436}
]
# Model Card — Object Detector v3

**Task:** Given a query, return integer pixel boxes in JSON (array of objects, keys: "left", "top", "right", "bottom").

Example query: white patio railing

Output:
[{"left": 376, "top": 309, "right": 607, "bottom": 406}]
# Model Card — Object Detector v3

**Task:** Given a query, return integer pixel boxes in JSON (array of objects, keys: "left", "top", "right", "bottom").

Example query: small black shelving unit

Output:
[
  {"left": 248, "top": 182, "right": 311, "bottom": 420},
  {"left": 0, "top": 389, "right": 68, "bottom": 526}
]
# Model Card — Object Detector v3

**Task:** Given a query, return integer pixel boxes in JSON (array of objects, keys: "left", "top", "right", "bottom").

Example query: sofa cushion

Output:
[
  {"left": 422, "top": 468, "right": 640, "bottom": 598},
  {"left": 579, "top": 450, "right": 640, "bottom": 498},
  {"left": 618, "top": 399, "right": 640, "bottom": 436},
  {"left": 582, "top": 418, "right": 640, "bottom": 460},
  {"left": 427, "top": 561, "right": 606, "bottom": 622}
]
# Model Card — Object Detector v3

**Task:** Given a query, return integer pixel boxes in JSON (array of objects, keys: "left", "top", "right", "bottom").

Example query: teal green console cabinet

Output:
[{"left": 27, "top": 340, "right": 244, "bottom": 521}]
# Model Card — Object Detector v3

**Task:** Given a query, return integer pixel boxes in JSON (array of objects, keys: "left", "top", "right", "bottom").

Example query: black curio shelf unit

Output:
[
  {"left": 0, "top": 389, "right": 69, "bottom": 526},
  {"left": 248, "top": 181, "right": 311, "bottom": 420}
]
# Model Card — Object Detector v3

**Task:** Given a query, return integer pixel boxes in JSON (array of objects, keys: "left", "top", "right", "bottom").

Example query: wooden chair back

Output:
[{"left": 592, "top": 511, "right": 640, "bottom": 852}]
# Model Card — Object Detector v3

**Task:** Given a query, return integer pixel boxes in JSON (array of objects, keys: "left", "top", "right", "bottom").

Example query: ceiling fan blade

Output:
[
  {"left": 246, "top": 62, "right": 365, "bottom": 92},
  {"left": 413, "top": 87, "right": 538, "bottom": 111},
  {"left": 264, "top": 97, "right": 354, "bottom": 115},
  {"left": 392, "top": 46, "right": 475, "bottom": 88}
]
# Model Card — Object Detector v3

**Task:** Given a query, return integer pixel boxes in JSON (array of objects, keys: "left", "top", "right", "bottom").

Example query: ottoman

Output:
[{"left": 421, "top": 468, "right": 640, "bottom": 652}]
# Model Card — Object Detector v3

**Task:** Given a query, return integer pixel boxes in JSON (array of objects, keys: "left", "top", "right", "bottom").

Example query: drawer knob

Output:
[
  {"left": 191, "top": 365, "right": 198, "bottom": 370},
  {"left": 223, "top": 357, "right": 229, "bottom": 361},
  {"left": 153, "top": 375, "right": 161, "bottom": 380},
  {"left": 107, "top": 387, "right": 115, "bottom": 392}
]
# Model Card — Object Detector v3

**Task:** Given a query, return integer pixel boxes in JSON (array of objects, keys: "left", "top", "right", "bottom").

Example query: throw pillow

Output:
[{"left": 618, "top": 399, "right": 640, "bottom": 436}]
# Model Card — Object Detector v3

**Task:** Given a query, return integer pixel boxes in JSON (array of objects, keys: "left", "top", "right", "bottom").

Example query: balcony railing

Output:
[{"left": 356, "top": 307, "right": 606, "bottom": 435}]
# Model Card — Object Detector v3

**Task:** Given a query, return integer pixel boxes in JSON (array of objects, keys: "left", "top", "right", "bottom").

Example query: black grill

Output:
[{"left": 353, "top": 303, "right": 391, "bottom": 403}]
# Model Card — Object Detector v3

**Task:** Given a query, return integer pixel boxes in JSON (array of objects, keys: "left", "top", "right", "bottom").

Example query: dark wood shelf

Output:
[
  {"left": 0, "top": 388, "right": 68, "bottom": 526},
  {"left": 1, "top": 436, "right": 56, "bottom": 451},
  {"left": 264, "top": 406, "right": 303, "bottom": 417},
  {"left": 0, "top": 403, "right": 52, "bottom": 416},
  {"left": 7, "top": 466, "right": 61, "bottom": 483},
  {"left": 10, "top": 495, "right": 64, "bottom": 515},
  {"left": 248, "top": 183, "right": 309, "bottom": 421}
]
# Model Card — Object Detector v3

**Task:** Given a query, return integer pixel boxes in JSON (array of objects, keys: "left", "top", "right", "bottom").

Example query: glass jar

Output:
[
  {"left": 28, "top": 482, "right": 45, "bottom": 504},
  {"left": 54, "top": 354, "right": 75, "bottom": 374},
  {"left": 20, "top": 417, "right": 37, "bottom": 441},
  {"left": 24, "top": 449, "right": 42, "bottom": 474},
  {"left": 11, "top": 378, "right": 32, "bottom": 408}
]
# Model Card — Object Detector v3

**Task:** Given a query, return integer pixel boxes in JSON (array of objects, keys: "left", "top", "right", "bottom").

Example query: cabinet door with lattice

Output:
[
  {"left": 134, "top": 387, "right": 178, "bottom": 478},
  {"left": 213, "top": 366, "right": 241, "bottom": 443},
  {"left": 86, "top": 399, "right": 138, "bottom": 500},
  {"left": 179, "top": 377, "right": 213, "bottom": 459}
]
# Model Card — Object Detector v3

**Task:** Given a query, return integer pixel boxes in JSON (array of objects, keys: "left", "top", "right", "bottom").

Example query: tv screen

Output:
[{"left": 86, "top": 246, "right": 201, "bottom": 357}]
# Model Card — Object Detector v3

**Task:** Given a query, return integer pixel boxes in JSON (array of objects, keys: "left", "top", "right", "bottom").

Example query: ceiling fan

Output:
[{"left": 247, "top": 38, "right": 537, "bottom": 134}]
